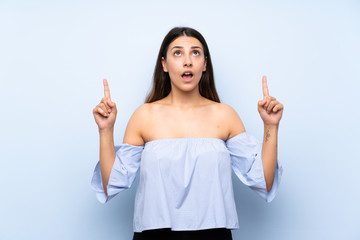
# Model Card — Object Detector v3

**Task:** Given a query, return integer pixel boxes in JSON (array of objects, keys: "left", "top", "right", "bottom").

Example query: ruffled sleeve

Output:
[
  {"left": 225, "top": 132, "right": 283, "bottom": 203},
  {"left": 91, "top": 144, "right": 144, "bottom": 204}
]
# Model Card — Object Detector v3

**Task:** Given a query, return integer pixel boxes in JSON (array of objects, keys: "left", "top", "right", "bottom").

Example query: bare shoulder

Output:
[
  {"left": 216, "top": 103, "right": 246, "bottom": 139},
  {"left": 122, "top": 103, "right": 152, "bottom": 146}
]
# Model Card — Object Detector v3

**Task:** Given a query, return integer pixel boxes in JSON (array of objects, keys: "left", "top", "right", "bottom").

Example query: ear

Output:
[
  {"left": 161, "top": 57, "right": 168, "bottom": 72},
  {"left": 203, "top": 56, "right": 207, "bottom": 72}
]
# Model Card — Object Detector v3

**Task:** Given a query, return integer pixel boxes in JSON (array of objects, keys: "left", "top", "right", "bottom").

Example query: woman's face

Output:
[{"left": 161, "top": 36, "right": 207, "bottom": 91}]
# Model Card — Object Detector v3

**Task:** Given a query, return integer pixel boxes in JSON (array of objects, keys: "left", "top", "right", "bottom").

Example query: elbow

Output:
[
  {"left": 103, "top": 181, "right": 109, "bottom": 197},
  {"left": 265, "top": 179, "right": 274, "bottom": 192},
  {"left": 265, "top": 172, "right": 276, "bottom": 192}
]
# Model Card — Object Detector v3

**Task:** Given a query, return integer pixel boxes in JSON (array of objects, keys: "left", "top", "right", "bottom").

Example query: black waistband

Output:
[{"left": 133, "top": 228, "right": 233, "bottom": 240}]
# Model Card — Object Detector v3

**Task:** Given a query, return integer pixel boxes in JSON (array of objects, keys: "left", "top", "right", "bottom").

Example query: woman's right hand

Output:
[{"left": 93, "top": 79, "right": 117, "bottom": 132}]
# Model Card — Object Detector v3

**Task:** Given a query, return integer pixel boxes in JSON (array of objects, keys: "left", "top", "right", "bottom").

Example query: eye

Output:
[
  {"left": 174, "top": 51, "right": 181, "bottom": 56},
  {"left": 193, "top": 50, "right": 200, "bottom": 56}
]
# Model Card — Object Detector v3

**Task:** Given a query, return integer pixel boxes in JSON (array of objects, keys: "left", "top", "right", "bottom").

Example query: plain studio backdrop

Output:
[{"left": 0, "top": 0, "right": 359, "bottom": 239}]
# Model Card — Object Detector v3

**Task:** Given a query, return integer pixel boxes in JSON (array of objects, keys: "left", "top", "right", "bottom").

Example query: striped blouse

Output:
[{"left": 91, "top": 132, "right": 283, "bottom": 232}]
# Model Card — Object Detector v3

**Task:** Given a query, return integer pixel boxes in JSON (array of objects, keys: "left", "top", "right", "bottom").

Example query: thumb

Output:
[
  {"left": 259, "top": 99, "right": 266, "bottom": 106},
  {"left": 109, "top": 101, "right": 116, "bottom": 108}
]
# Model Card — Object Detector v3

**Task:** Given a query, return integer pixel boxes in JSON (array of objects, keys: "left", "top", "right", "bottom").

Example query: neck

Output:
[{"left": 164, "top": 85, "right": 204, "bottom": 108}]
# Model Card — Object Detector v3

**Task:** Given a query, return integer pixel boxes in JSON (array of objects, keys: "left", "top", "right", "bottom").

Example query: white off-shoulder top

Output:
[{"left": 91, "top": 132, "right": 283, "bottom": 232}]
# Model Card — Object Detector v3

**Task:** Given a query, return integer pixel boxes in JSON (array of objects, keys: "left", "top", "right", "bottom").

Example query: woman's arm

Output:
[
  {"left": 261, "top": 124, "right": 278, "bottom": 192},
  {"left": 93, "top": 79, "right": 118, "bottom": 196},
  {"left": 93, "top": 77, "right": 148, "bottom": 197},
  {"left": 99, "top": 129, "right": 116, "bottom": 196},
  {"left": 258, "top": 76, "right": 284, "bottom": 192}
]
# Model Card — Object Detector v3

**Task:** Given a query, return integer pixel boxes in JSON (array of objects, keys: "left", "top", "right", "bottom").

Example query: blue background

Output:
[{"left": 1, "top": 0, "right": 359, "bottom": 239}]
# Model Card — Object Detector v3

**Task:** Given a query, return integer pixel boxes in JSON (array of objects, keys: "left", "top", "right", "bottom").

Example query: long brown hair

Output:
[{"left": 144, "top": 27, "right": 221, "bottom": 103}]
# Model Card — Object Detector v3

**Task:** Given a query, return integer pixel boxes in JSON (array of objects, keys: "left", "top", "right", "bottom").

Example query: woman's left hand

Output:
[{"left": 258, "top": 76, "right": 284, "bottom": 126}]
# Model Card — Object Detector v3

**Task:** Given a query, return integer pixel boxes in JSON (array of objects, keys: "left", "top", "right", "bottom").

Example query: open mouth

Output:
[{"left": 181, "top": 72, "right": 193, "bottom": 80}]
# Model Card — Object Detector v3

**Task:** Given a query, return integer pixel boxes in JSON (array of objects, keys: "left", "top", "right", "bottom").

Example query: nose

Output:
[{"left": 183, "top": 53, "right": 192, "bottom": 67}]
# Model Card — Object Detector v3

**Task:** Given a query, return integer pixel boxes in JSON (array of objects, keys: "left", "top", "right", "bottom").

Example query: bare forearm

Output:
[
  {"left": 261, "top": 124, "right": 278, "bottom": 192},
  {"left": 99, "top": 129, "right": 116, "bottom": 196}
]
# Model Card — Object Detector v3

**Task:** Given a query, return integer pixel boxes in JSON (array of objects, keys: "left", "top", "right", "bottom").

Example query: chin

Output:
[
  {"left": 171, "top": 81, "right": 198, "bottom": 92},
  {"left": 181, "top": 84, "right": 201, "bottom": 92}
]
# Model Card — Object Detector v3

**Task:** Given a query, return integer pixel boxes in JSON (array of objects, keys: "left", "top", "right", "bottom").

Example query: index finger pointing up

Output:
[
  {"left": 103, "top": 78, "right": 111, "bottom": 100},
  {"left": 262, "top": 75, "right": 269, "bottom": 97}
]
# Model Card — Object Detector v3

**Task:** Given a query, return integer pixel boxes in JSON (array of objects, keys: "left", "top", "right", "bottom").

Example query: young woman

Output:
[{"left": 91, "top": 27, "right": 284, "bottom": 240}]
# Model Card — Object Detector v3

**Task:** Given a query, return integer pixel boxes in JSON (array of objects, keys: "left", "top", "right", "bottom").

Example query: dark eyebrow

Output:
[{"left": 170, "top": 46, "right": 203, "bottom": 50}]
